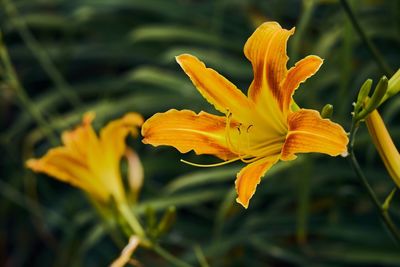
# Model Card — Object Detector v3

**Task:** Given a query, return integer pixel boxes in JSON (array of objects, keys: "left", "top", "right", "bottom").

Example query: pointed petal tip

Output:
[
  {"left": 141, "top": 137, "right": 150, "bottom": 145},
  {"left": 83, "top": 111, "right": 96, "bottom": 125},
  {"left": 341, "top": 150, "right": 349, "bottom": 157},
  {"left": 26, "top": 158, "right": 49, "bottom": 173},
  {"left": 175, "top": 54, "right": 183, "bottom": 63},
  {"left": 258, "top": 21, "right": 281, "bottom": 29},
  {"left": 122, "top": 112, "right": 144, "bottom": 126},
  {"left": 257, "top": 21, "right": 295, "bottom": 34},
  {"left": 175, "top": 53, "right": 194, "bottom": 64},
  {"left": 234, "top": 158, "right": 279, "bottom": 211},
  {"left": 26, "top": 158, "right": 39, "bottom": 170},
  {"left": 235, "top": 197, "right": 249, "bottom": 209}
]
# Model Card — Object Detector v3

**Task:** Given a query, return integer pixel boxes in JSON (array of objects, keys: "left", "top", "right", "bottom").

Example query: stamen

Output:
[
  {"left": 244, "top": 124, "right": 252, "bottom": 154},
  {"left": 225, "top": 111, "right": 240, "bottom": 154},
  {"left": 248, "top": 136, "right": 285, "bottom": 152},
  {"left": 241, "top": 156, "right": 262, "bottom": 163},
  {"left": 180, "top": 157, "right": 242, "bottom": 167},
  {"left": 251, "top": 142, "right": 283, "bottom": 157}
]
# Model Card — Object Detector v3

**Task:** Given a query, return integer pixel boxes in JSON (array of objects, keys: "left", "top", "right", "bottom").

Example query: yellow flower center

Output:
[{"left": 225, "top": 111, "right": 286, "bottom": 163}]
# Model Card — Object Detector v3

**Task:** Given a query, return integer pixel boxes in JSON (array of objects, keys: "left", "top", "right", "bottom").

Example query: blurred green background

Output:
[{"left": 1, "top": 0, "right": 400, "bottom": 266}]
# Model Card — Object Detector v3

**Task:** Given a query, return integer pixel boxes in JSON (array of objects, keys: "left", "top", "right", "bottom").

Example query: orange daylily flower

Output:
[
  {"left": 142, "top": 22, "right": 348, "bottom": 208},
  {"left": 27, "top": 112, "right": 144, "bottom": 204}
]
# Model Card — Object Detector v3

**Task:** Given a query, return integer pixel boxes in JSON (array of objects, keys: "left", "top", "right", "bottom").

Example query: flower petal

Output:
[
  {"left": 61, "top": 111, "right": 97, "bottom": 159},
  {"left": 26, "top": 147, "right": 109, "bottom": 201},
  {"left": 244, "top": 22, "right": 294, "bottom": 111},
  {"left": 142, "top": 109, "right": 237, "bottom": 160},
  {"left": 281, "top": 109, "right": 349, "bottom": 160},
  {"left": 281, "top": 55, "right": 323, "bottom": 113},
  {"left": 99, "top": 112, "right": 143, "bottom": 165},
  {"left": 235, "top": 155, "right": 280, "bottom": 209},
  {"left": 90, "top": 113, "right": 143, "bottom": 203},
  {"left": 125, "top": 148, "right": 144, "bottom": 201},
  {"left": 176, "top": 54, "right": 251, "bottom": 120}
]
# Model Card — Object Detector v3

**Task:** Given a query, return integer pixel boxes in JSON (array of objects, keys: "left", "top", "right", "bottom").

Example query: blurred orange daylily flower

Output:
[
  {"left": 27, "top": 112, "right": 144, "bottom": 204},
  {"left": 142, "top": 22, "right": 348, "bottom": 208}
]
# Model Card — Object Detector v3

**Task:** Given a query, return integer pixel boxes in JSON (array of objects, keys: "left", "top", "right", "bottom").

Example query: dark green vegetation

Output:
[{"left": 1, "top": 0, "right": 400, "bottom": 266}]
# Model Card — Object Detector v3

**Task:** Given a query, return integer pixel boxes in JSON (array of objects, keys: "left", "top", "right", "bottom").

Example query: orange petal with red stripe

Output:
[
  {"left": 235, "top": 155, "right": 280, "bottom": 208},
  {"left": 281, "top": 109, "right": 348, "bottom": 161},
  {"left": 244, "top": 22, "right": 294, "bottom": 110},
  {"left": 142, "top": 109, "right": 236, "bottom": 160}
]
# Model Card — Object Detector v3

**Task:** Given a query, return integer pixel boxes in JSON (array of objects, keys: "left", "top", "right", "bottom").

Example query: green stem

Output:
[
  {"left": 153, "top": 244, "right": 194, "bottom": 267},
  {"left": 348, "top": 120, "right": 400, "bottom": 244},
  {"left": 339, "top": 0, "right": 393, "bottom": 77},
  {"left": 194, "top": 245, "right": 210, "bottom": 267},
  {"left": 118, "top": 204, "right": 194, "bottom": 266},
  {"left": 2, "top": 0, "right": 81, "bottom": 107},
  {"left": 117, "top": 204, "right": 146, "bottom": 239},
  {"left": 0, "top": 34, "right": 57, "bottom": 145},
  {"left": 91, "top": 200, "right": 125, "bottom": 249}
]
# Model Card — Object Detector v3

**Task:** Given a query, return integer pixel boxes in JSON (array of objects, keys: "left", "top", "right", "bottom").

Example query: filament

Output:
[
  {"left": 225, "top": 111, "right": 240, "bottom": 154},
  {"left": 180, "top": 157, "right": 242, "bottom": 167}
]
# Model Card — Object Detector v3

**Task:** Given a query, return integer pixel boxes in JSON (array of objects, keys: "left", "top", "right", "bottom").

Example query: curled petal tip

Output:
[{"left": 341, "top": 151, "right": 349, "bottom": 157}]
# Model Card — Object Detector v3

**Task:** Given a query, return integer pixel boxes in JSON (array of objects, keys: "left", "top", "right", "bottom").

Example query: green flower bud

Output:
[
  {"left": 381, "top": 68, "right": 400, "bottom": 104},
  {"left": 321, "top": 104, "right": 333, "bottom": 119},
  {"left": 365, "top": 76, "right": 388, "bottom": 113},
  {"left": 354, "top": 79, "right": 372, "bottom": 114},
  {"left": 356, "top": 76, "right": 388, "bottom": 121}
]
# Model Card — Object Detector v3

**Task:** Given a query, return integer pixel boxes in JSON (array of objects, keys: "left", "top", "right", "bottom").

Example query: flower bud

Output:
[
  {"left": 354, "top": 79, "right": 372, "bottom": 114},
  {"left": 356, "top": 77, "right": 388, "bottom": 120},
  {"left": 381, "top": 68, "right": 400, "bottom": 104},
  {"left": 321, "top": 104, "right": 333, "bottom": 119},
  {"left": 365, "top": 110, "right": 400, "bottom": 188}
]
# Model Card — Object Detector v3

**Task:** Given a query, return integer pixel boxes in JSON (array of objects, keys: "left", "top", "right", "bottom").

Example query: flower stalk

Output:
[
  {"left": 348, "top": 120, "right": 400, "bottom": 244},
  {"left": 26, "top": 112, "right": 195, "bottom": 266},
  {"left": 349, "top": 72, "right": 400, "bottom": 244}
]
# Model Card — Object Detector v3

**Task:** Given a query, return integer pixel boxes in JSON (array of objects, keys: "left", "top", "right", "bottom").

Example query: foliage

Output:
[{"left": 1, "top": 0, "right": 400, "bottom": 266}]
